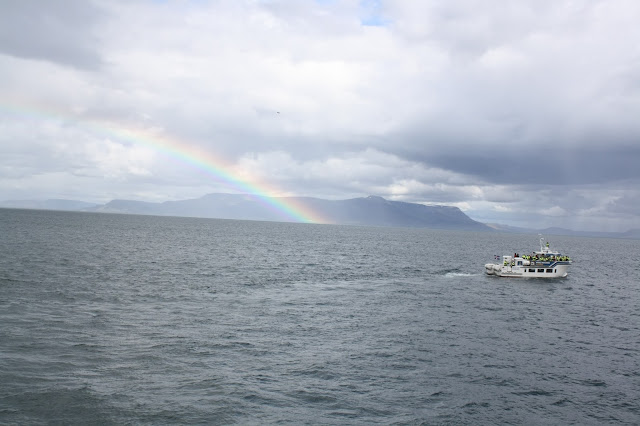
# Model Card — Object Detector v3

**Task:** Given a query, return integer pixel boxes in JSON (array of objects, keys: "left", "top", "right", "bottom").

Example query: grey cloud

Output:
[
  {"left": 1, "top": 0, "right": 639, "bottom": 232},
  {"left": 403, "top": 143, "right": 640, "bottom": 186},
  {"left": 0, "top": 0, "right": 105, "bottom": 70},
  {"left": 603, "top": 189, "right": 640, "bottom": 216},
  {"left": 367, "top": 0, "right": 640, "bottom": 191}
]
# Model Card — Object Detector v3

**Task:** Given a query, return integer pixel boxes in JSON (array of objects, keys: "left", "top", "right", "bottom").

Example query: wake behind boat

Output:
[{"left": 485, "top": 237, "right": 572, "bottom": 278}]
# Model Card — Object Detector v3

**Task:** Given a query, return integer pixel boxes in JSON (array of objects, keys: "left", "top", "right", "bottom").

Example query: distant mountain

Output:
[
  {"left": 621, "top": 229, "right": 640, "bottom": 239},
  {"left": 87, "top": 193, "right": 491, "bottom": 231},
  {"left": 538, "top": 227, "right": 640, "bottom": 239},
  {"left": 485, "top": 223, "right": 535, "bottom": 233},
  {"left": 0, "top": 199, "right": 98, "bottom": 211},
  {"left": 486, "top": 223, "right": 640, "bottom": 239},
  {"left": 300, "top": 195, "right": 490, "bottom": 230},
  {"left": 3, "top": 194, "right": 638, "bottom": 238}
]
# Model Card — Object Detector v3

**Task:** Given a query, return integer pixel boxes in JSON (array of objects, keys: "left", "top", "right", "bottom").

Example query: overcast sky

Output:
[{"left": 1, "top": 0, "right": 639, "bottom": 231}]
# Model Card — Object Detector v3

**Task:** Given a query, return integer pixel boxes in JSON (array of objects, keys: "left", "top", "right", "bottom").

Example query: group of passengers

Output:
[
  {"left": 503, "top": 253, "right": 571, "bottom": 266},
  {"left": 521, "top": 254, "right": 571, "bottom": 262}
]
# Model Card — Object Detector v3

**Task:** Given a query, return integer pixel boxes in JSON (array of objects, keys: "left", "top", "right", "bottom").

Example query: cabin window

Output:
[
  {"left": 554, "top": 269, "right": 557, "bottom": 273},
  {"left": 537, "top": 269, "right": 544, "bottom": 273},
  {"left": 546, "top": 269, "right": 553, "bottom": 273},
  {"left": 517, "top": 261, "right": 522, "bottom": 266},
  {"left": 529, "top": 269, "right": 535, "bottom": 273}
]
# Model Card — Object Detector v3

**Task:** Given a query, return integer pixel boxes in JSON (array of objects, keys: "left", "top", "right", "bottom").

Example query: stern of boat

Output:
[{"left": 485, "top": 263, "right": 502, "bottom": 275}]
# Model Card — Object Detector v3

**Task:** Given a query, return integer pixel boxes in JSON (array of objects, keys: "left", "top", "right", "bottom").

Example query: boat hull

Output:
[{"left": 484, "top": 262, "right": 570, "bottom": 278}]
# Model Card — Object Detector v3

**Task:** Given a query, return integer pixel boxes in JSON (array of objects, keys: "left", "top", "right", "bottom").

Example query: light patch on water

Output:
[{"left": 445, "top": 272, "right": 479, "bottom": 278}]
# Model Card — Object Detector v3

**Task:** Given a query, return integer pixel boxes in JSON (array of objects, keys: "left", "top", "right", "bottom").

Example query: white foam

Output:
[{"left": 445, "top": 272, "right": 478, "bottom": 278}]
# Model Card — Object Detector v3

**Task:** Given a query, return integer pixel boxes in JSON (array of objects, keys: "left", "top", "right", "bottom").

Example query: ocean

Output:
[{"left": 1, "top": 208, "right": 638, "bottom": 425}]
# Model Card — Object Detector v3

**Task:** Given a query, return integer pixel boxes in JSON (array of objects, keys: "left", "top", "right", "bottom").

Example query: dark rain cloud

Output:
[{"left": 398, "top": 142, "right": 640, "bottom": 186}]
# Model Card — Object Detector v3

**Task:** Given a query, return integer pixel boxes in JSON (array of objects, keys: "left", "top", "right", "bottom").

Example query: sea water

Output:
[{"left": 1, "top": 208, "right": 638, "bottom": 424}]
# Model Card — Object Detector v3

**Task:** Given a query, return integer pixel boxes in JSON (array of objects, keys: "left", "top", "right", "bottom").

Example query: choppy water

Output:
[{"left": 1, "top": 208, "right": 638, "bottom": 425}]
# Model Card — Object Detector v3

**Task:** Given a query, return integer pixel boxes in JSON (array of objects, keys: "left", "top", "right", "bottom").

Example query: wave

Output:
[{"left": 443, "top": 269, "right": 479, "bottom": 278}]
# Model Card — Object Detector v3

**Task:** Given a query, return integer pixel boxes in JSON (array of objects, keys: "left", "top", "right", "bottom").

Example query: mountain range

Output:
[
  {"left": 1, "top": 194, "right": 638, "bottom": 238},
  {"left": 89, "top": 193, "right": 490, "bottom": 231},
  {"left": 1, "top": 193, "right": 488, "bottom": 230}
]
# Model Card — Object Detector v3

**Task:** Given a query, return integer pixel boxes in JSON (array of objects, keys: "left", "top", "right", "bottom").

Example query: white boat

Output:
[{"left": 485, "top": 237, "right": 572, "bottom": 278}]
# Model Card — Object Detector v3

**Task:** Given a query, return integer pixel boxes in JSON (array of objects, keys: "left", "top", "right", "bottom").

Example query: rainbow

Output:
[{"left": 1, "top": 101, "right": 326, "bottom": 224}]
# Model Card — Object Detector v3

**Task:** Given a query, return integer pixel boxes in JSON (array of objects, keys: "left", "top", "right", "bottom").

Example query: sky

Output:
[{"left": 1, "top": 0, "right": 639, "bottom": 232}]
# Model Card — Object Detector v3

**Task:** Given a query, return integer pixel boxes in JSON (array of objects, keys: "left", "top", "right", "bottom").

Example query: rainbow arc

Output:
[{"left": 1, "top": 102, "right": 325, "bottom": 224}]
